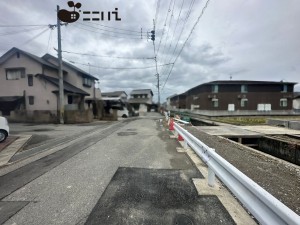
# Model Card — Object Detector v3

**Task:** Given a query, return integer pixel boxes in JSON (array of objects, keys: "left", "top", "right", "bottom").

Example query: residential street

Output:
[{"left": 0, "top": 114, "right": 239, "bottom": 225}]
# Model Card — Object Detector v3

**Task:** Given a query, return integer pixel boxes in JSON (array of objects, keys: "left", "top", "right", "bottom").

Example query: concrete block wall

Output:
[
  {"left": 64, "top": 109, "right": 93, "bottom": 124},
  {"left": 258, "top": 136, "right": 300, "bottom": 165},
  {"left": 267, "top": 119, "right": 300, "bottom": 130},
  {"left": 7, "top": 110, "right": 57, "bottom": 123}
]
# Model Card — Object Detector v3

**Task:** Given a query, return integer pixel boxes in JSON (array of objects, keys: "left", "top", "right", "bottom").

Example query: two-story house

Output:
[
  {"left": 0, "top": 47, "right": 100, "bottom": 123},
  {"left": 128, "top": 89, "right": 153, "bottom": 115},
  {"left": 102, "top": 91, "right": 127, "bottom": 102},
  {"left": 169, "top": 80, "right": 297, "bottom": 116}
]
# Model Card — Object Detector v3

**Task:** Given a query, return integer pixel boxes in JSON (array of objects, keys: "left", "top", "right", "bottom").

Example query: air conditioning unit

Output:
[
  {"left": 237, "top": 95, "right": 241, "bottom": 99},
  {"left": 208, "top": 95, "right": 212, "bottom": 99}
]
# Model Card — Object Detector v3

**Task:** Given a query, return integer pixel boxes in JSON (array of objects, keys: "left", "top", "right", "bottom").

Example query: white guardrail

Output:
[{"left": 171, "top": 120, "right": 300, "bottom": 225}]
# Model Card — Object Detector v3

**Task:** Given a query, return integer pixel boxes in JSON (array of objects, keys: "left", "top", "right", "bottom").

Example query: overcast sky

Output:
[{"left": 1, "top": 0, "right": 299, "bottom": 102}]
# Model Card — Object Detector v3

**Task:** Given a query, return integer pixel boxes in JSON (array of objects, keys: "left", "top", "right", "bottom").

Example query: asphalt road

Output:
[{"left": 0, "top": 114, "right": 235, "bottom": 225}]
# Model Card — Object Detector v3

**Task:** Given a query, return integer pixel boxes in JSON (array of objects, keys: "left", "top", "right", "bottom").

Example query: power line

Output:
[
  {"left": 160, "top": 0, "right": 197, "bottom": 78},
  {"left": 64, "top": 59, "right": 174, "bottom": 70},
  {"left": 76, "top": 22, "right": 143, "bottom": 37},
  {"left": 83, "top": 21, "right": 141, "bottom": 33},
  {"left": 62, "top": 50, "right": 155, "bottom": 60},
  {"left": 159, "top": 0, "right": 195, "bottom": 79},
  {"left": 20, "top": 28, "right": 49, "bottom": 46},
  {"left": 156, "top": 0, "right": 174, "bottom": 56},
  {"left": 159, "top": 0, "right": 177, "bottom": 67},
  {"left": 161, "top": 0, "right": 185, "bottom": 66},
  {"left": 155, "top": 0, "right": 162, "bottom": 25},
  {"left": 72, "top": 24, "right": 145, "bottom": 40},
  {"left": 0, "top": 26, "right": 47, "bottom": 36},
  {"left": 47, "top": 29, "right": 53, "bottom": 53},
  {"left": 162, "top": 0, "right": 211, "bottom": 90},
  {"left": 0, "top": 24, "right": 48, "bottom": 27}
]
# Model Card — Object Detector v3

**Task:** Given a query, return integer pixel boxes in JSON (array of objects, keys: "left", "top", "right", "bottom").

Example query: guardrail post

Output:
[
  {"left": 208, "top": 148, "right": 216, "bottom": 187},
  {"left": 183, "top": 140, "right": 188, "bottom": 149},
  {"left": 174, "top": 130, "right": 178, "bottom": 138}
]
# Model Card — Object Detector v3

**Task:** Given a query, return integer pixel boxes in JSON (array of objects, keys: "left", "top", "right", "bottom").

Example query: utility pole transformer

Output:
[{"left": 57, "top": 5, "right": 64, "bottom": 124}]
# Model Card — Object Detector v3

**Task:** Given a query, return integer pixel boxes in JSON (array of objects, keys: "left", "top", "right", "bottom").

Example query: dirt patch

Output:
[{"left": 185, "top": 126, "right": 300, "bottom": 215}]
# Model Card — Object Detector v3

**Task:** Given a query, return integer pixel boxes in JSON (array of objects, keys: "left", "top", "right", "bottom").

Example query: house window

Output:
[
  {"left": 68, "top": 96, "right": 73, "bottom": 104},
  {"left": 280, "top": 98, "right": 287, "bottom": 107},
  {"left": 83, "top": 77, "right": 93, "bottom": 87},
  {"left": 212, "top": 99, "right": 218, "bottom": 107},
  {"left": 28, "top": 74, "right": 33, "bottom": 86},
  {"left": 241, "top": 85, "right": 248, "bottom": 93},
  {"left": 212, "top": 84, "right": 218, "bottom": 93},
  {"left": 6, "top": 68, "right": 25, "bottom": 80},
  {"left": 241, "top": 98, "right": 248, "bottom": 107},
  {"left": 28, "top": 96, "right": 34, "bottom": 105},
  {"left": 282, "top": 84, "right": 287, "bottom": 92}
]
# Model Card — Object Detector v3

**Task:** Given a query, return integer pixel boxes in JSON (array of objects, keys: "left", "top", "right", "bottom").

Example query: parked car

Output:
[
  {"left": 117, "top": 107, "right": 129, "bottom": 118},
  {"left": 0, "top": 116, "right": 9, "bottom": 143}
]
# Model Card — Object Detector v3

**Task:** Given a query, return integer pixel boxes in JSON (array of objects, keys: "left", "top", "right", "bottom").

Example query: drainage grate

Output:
[
  {"left": 173, "top": 214, "right": 194, "bottom": 225},
  {"left": 117, "top": 132, "right": 137, "bottom": 136}
]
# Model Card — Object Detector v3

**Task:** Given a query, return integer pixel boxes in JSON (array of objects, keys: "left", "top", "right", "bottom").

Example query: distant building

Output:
[
  {"left": 166, "top": 94, "right": 177, "bottom": 109},
  {"left": 128, "top": 89, "right": 153, "bottom": 114},
  {"left": 102, "top": 91, "right": 127, "bottom": 102},
  {"left": 169, "top": 80, "right": 297, "bottom": 116},
  {"left": 169, "top": 93, "right": 187, "bottom": 110}
]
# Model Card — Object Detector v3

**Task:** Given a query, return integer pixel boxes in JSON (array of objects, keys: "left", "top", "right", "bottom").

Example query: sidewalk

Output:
[{"left": 0, "top": 135, "right": 31, "bottom": 167}]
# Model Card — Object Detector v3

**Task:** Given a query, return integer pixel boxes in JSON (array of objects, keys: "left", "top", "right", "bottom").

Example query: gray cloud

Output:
[{"left": 0, "top": 0, "right": 299, "bottom": 101}]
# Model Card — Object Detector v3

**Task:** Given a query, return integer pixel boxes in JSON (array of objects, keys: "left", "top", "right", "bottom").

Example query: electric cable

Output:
[
  {"left": 84, "top": 21, "right": 141, "bottom": 33},
  {"left": 73, "top": 24, "right": 146, "bottom": 40},
  {"left": 64, "top": 58, "right": 174, "bottom": 70},
  {"left": 77, "top": 22, "right": 143, "bottom": 37},
  {"left": 20, "top": 28, "right": 49, "bottom": 46},
  {"left": 0, "top": 26, "right": 47, "bottom": 36},
  {"left": 162, "top": 0, "right": 211, "bottom": 90},
  {"left": 160, "top": 0, "right": 197, "bottom": 79},
  {"left": 62, "top": 50, "right": 155, "bottom": 60}
]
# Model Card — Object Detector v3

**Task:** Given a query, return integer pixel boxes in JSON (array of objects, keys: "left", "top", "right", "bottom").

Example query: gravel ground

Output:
[{"left": 185, "top": 126, "right": 300, "bottom": 216}]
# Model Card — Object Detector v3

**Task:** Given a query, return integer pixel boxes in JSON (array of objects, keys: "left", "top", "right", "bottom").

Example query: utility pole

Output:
[
  {"left": 152, "top": 19, "right": 160, "bottom": 106},
  {"left": 57, "top": 5, "right": 64, "bottom": 124}
]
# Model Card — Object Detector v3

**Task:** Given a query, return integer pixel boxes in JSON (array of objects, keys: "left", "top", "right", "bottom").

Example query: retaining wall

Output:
[
  {"left": 258, "top": 136, "right": 300, "bottom": 165},
  {"left": 267, "top": 119, "right": 300, "bottom": 130}
]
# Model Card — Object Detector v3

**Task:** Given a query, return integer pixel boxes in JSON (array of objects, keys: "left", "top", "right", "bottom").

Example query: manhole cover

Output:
[
  {"left": 117, "top": 132, "right": 137, "bottom": 136},
  {"left": 173, "top": 214, "right": 194, "bottom": 225}
]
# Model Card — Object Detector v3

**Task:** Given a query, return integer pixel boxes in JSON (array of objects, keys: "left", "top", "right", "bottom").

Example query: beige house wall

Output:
[
  {"left": 0, "top": 52, "right": 58, "bottom": 111},
  {"left": 45, "top": 57, "right": 95, "bottom": 96}
]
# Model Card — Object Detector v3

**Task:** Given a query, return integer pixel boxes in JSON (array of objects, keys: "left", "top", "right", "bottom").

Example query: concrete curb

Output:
[{"left": 0, "top": 135, "right": 32, "bottom": 167}]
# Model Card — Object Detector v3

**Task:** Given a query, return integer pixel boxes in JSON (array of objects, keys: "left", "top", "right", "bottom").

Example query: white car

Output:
[
  {"left": 0, "top": 116, "right": 9, "bottom": 143},
  {"left": 117, "top": 107, "right": 129, "bottom": 118}
]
